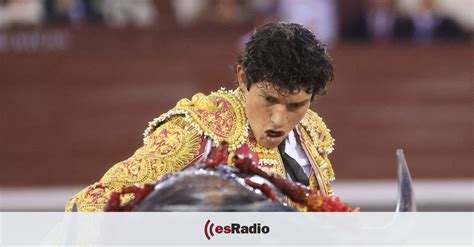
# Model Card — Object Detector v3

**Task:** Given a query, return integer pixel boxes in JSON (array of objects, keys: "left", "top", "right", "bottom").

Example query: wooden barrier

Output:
[{"left": 1, "top": 26, "right": 471, "bottom": 186}]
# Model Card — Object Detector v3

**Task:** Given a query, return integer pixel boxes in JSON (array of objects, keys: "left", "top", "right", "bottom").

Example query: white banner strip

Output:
[{"left": 1, "top": 213, "right": 472, "bottom": 246}]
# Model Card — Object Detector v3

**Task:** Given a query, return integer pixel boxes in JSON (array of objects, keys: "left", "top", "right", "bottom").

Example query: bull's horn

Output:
[{"left": 395, "top": 149, "right": 417, "bottom": 212}]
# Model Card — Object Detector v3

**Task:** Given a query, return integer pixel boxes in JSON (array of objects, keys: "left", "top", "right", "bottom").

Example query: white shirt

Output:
[{"left": 284, "top": 130, "right": 312, "bottom": 177}]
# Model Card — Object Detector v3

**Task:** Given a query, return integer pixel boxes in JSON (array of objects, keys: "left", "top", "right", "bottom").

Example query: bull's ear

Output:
[{"left": 395, "top": 149, "right": 417, "bottom": 212}]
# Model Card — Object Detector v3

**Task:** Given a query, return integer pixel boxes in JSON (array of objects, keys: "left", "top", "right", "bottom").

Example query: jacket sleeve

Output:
[{"left": 65, "top": 116, "right": 203, "bottom": 212}]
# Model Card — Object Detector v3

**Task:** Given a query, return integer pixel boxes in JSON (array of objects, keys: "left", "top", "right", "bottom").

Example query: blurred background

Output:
[{"left": 0, "top": 0, "right": 472, "bottom": 211}]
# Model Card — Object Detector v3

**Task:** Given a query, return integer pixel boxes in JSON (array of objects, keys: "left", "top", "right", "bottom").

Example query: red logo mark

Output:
[{"left": 204, "top": 219, "right": 214, "bottom": 240}]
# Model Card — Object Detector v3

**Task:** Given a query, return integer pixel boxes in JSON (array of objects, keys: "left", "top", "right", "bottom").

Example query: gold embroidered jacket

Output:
[{"left": 65, "top": 88, "right": 335, "bottom": 212}]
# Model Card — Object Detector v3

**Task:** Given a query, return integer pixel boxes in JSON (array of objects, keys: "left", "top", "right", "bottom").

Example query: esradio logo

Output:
[{"left": 204, "top": 219, "right": 270, "bottom": 240}]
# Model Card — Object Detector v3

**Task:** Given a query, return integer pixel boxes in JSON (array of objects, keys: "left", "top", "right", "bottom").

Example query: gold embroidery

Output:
[
  {"left": 244, "top": 132, "right": 285, "bottom": 177},
  {"left": 66, "top": 116, "right": 202, "bottom": 212},
  {"left": 144, "top": 88, "right": 249, "bottom": 151},
  {"left": 296, "top": 125, "right": 334, "bottom": 196},
  {"left": 299, "top": 109, "right": 335, "bottom": 154},
  {"left": 309, "top": 172, "right": 319, "bottom": 190}
]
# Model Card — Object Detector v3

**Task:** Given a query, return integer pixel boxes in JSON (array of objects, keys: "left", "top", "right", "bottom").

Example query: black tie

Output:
[{"left": 278, "top": 140, "right": 309, "bottom": 186}]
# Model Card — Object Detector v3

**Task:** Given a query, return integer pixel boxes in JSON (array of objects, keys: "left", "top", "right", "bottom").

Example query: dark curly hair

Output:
[{"left": 237, "top": 22, "right": 334, "bottom": 99}]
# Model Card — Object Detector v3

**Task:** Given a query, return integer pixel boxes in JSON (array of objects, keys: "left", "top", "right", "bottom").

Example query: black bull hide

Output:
[{"left": 134, "top": 165, "right": 295, "bottom": 212}]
